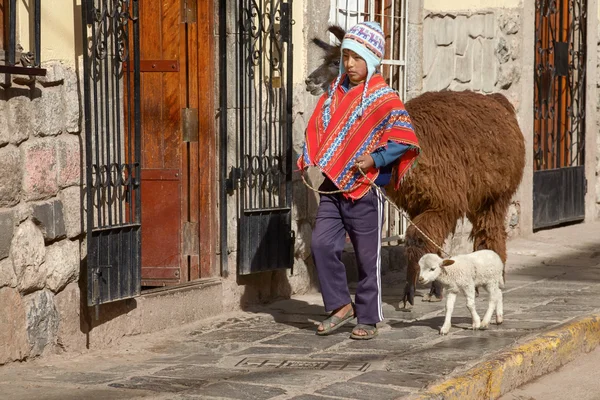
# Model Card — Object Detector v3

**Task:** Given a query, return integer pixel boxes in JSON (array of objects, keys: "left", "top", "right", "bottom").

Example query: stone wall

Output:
[
  {"left": 422, "top": 8, "right": 524, "bottom": 254},
  {"left": 0, "top": 62, "right": 83, "bottom": 364}
]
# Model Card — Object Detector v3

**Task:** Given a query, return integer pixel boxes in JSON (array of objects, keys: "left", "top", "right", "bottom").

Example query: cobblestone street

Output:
[{"left": 2, "top": 223, "right": 600, "bottom": 399}]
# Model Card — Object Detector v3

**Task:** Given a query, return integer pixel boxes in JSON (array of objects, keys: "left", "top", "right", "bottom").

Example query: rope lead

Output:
[{"left": 300, "top": 167, "right": 451, "bottom": 258}]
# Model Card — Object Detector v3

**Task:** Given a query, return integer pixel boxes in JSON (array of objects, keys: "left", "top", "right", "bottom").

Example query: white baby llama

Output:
[{"left": 418, "top": 250, "right": 504, "bottom": 335}]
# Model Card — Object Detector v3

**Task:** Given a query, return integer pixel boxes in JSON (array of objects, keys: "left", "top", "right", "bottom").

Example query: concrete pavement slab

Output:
[{"left": 2, "top": 223, "right": 600, "bottom": 399}]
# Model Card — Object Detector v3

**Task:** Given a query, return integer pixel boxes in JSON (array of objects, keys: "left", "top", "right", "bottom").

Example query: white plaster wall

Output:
[
  {"left": 17, "top": 0, "right": 79, "bottom": 65},
  {"left": 425, "top": 0, "right": 520, "bottom": 11}
]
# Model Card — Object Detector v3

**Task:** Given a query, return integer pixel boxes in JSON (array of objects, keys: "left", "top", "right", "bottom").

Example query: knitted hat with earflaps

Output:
[{"left": 323, "top": 21, "right": 386, "bottom": 117}]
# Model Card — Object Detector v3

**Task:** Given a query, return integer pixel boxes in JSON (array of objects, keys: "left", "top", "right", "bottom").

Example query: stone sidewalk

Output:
[{"left": 3, "top": 223, "right": 600, "bottom": 399}]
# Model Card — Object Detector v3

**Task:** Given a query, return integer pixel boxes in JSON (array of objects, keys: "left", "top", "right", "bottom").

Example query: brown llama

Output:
[{"left": 305, "top": 26, "right": 525, "bottom": 307}]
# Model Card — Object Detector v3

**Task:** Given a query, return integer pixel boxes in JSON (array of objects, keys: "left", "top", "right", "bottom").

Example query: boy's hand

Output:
[{"left": 356, "top": 154, "right": 375, "bottom": 171}]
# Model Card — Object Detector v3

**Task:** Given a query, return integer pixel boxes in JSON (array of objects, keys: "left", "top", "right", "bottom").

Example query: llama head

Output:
[
  {"left": 305, "top": 25, "right": 345, "bottom": 96},
  {"left": 418, "top": 254, "right": 454, "bottom": 284}
]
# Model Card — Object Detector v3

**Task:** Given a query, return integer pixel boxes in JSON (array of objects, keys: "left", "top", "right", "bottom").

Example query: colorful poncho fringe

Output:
[{"left": 297, "top": 74, "right": 420, "bottom": 200}]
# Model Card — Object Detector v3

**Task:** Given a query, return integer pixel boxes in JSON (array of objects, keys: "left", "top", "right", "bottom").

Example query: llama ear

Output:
[
  {"left": 312, "top": 38, "right": 332, "bottom": 52},
  {"left": 441, "top": 259, "right": 455, "bottom": 267},
  {"left": 329, "top": 25, "right": 346, "bottom": 42}
]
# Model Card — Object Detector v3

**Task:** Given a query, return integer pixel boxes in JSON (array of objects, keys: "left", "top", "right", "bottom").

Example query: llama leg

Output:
[
  {"left": 481, "top": 285, "right": 496, "bottom": 328},
  {"left": 424, "top": 281, "right": 443, "bottom": 302},
  {"left": 468, "top": 198, "right": 510, "bottom": 286},
  {"left": 440, "top": 292, "right": 457, "bottom": 335},
  {"left": 469, "top": 198, "right": 510, "bottom": 262},
  {"left": 403, "top": 210, "right": 459, "bottom": 308},
  {"left": 464, "top": 285, "right": 481, "bottom": 330}
]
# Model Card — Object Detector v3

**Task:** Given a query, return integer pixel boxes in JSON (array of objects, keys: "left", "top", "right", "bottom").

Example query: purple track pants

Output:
[{"left": 311, "top": 179, "right": 385, "bottom": 325}]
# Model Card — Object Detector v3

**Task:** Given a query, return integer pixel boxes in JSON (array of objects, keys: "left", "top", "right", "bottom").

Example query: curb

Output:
[{"left": 407, "top": 313, "right": 600, "bottom": 400}]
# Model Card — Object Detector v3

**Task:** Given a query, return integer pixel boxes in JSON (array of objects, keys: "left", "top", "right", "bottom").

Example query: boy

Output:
[{"left": 298, "top": 21, "right": 420, "bottom": 339}]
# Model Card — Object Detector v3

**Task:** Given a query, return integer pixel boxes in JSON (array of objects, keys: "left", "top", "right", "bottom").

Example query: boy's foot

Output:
[
  {"left": 350, "top": 323, "right": 378, "bottom": 340},
  {"left": 316, "top": 303, "right": 355, "bottom": 336}
]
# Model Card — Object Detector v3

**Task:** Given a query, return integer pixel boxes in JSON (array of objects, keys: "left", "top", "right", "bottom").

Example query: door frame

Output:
[
  {"left": 195, "top": 0, "right": 219, "bottom": 278},
  {"left": 519, "top": 0, "right": 597, "bottom": 234}
]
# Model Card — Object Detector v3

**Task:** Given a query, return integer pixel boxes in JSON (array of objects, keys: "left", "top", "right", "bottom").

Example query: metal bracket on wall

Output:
[
  {"left": 182, "top": 108, "right": 199, "bottom": 142},
  {"left": 181, "top": 0, "right": 197, "bottom": 24}
]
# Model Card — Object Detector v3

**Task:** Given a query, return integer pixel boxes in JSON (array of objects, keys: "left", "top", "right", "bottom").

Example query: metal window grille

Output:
[
  {"left": 330, "top": 0, "right": 408, "bottom": 245},
  {"left": 82, "top": 0, "right": 142, "bottom": 306},
  {"left": 226, "top": 0, "right": 295, "bottom": 275},
  {"left": 0, "top": 0, "right": 45, "bottom": 77}
]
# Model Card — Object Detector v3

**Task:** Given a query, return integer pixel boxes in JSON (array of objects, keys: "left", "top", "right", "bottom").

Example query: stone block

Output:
[
  {"left": 11, "top": 220, "right": 47, "bottom": 294},
  {"left": 294, "top": 221, "right": 313, "bottom": 261},
  {"left": 226, "top": 35, "right": 240, "bottom": 110},
  {"left": 484, "top": 13, "right": 496, "bottom": 39},
  {"left": 22, "top": 139, "right": 59, "bottom": 200},
  {"left": 407, "top": 0, "right": 423, "bottom": 25},
  {"left": 32, "top": 200, "right": 67, "bottom": 242},
  {"left": 423, "top": 46, "right": 455, "bottom": 92},
  {"left": 33, "top": 89, "right": 65, "bottom": 137},
  {"left": 24, "top": 289, "right": 59, "bottom": 357},
  {"left": 455, "top": 45, "right": 473, "bottom": 83},
  {"left": 481, "top": 39, "right": 498, "bottom": 93},
  {"left": 499, "top": 12, "right": 520, "bottom": 35},
  {"left": 496, "top": 37, "right": 510, "bottom": 64},
  {"left": 7, "top": 96, "right": 33, "bottom": 145},
  {"left": 56, "top": 134, "right": 81, "bottom": 188},
  {"left": 38, "top": 62, "right": 66, "bottom": 85},
  {"left": 226, "top": 204, "right": 238, "bottom": 254},
  {"left": 507, "top": 203, "right": 520, "bottom": 228},
  {"left": 0, "top": 211, "right": 15, "bottom": 261},
  {"left": 468, "top": 14, "right": 485, "bottom": 38},
  {"left": 511, "top": 36, "right": 521, "bottom": 61},
  {"left": 45, "top": 239, "right": 80, "bottom": 293},
  {"left": 423, "top": 17, "right": 436, "bottom": 77},
  {"left": 53, "top": 282, "right": 87, "bottom": 352},
  {"left": 406, "top": 23, "right": 423, "bottom": 93},
  {"left": 449, "top": 80, "right": 472, "bottom": 91},
  {"left": 292, "top": 112, "right": 307, "bottom": 154},
  {"left": 497, "top": 63, "right": 520, "bottom": 90},
  {"left": 59, "top": 186, "right": 84, "bottom": 238},
  {"left": 434, "top": 16, "right": 455, "bottom": 46},
  {"left": 0, "top": 102, "right": 8, "bottom": 146},
  {"left": 0, "top": 145, "right": 22, "bottom": 207},
  {"left": 0, "top": 287, "right": 29, "bottom": 364},
  {"left": 292, "top": 180, "right": 308, "bottom": 221},
  {"left": 455, "top": 15, "right": 469, "bottom": 56},
  {"left": 0, "top": 258, "right": 17, "bottom": 288},
  {"left": 63, "top": 69, "right": 81, "bottom": 133}
]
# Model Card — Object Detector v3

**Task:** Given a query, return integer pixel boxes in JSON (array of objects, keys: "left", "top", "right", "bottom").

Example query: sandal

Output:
[
  {"left": 316, "top": 304, "right": 355, "bottom": 336},
  {"left": 350, "top": 323, "right": 378, "bottom": 340}
]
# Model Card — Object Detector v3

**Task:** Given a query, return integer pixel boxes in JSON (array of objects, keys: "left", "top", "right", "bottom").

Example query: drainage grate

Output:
[{"left": 236, "top": 358, "right": 370, "bottom": 372}]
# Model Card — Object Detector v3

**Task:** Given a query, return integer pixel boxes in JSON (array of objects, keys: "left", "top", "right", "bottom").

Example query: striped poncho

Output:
[{"left": 297, "top": 74, "right": 420, "bottom": 200}]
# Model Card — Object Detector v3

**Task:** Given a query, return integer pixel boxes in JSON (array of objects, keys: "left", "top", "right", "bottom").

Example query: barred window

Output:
[
  {"left": 0, "top": 0, "right": 45, "bottom": 78},
  {"left": 329, "top": 0, "right": 408, "bottom": 99}
]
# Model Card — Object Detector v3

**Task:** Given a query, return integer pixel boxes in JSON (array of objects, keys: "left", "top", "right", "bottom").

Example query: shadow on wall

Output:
[
  {"left": 0, "top": 82, "right": 42, "bottom": 100},
  {"left": 77, "top": 255, "right": 138, "bottom": 349}
]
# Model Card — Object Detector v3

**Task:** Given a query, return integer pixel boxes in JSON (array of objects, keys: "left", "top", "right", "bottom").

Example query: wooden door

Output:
[{"left": 138, "top": 0, "right": 216, "bottom": 286}]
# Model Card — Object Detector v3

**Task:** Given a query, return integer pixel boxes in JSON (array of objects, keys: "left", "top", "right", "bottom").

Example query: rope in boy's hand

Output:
[{"left": 299, "top": 166, "right": 450, "bottom": 257}]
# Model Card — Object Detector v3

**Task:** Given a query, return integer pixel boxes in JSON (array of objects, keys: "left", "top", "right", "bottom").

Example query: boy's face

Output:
[{"left": 342, "top": 49, "right": 368, "bottom": 84}]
